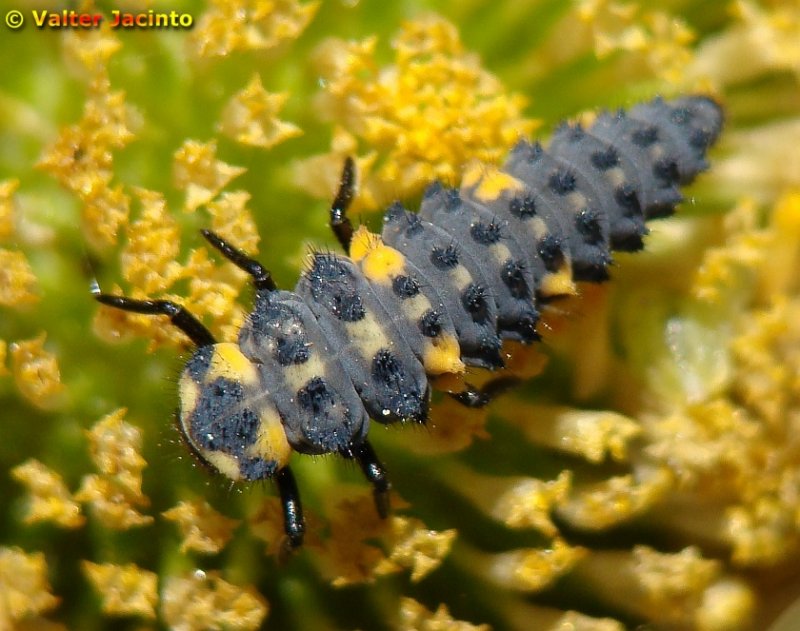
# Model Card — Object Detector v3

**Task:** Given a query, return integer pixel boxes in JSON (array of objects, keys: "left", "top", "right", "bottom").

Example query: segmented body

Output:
[{"left": 178, "top": 95, "right": 723, "bottom": 483}]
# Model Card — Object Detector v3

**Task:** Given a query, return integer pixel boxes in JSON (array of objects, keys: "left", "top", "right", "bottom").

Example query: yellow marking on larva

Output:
[
  {"left": 607, "top": 167, "right": 626, "bottom": 189},
  {"left": 394, "top": 291, "right": 462, "bottom": 374},
  {"left": 462, "top": 162, "right": 525, "bottom": 203},
  {"left": 539, "top": 265, "right": 577, "bottom": 297},
  {"left": 648, "top": 144, "right": 666, "bottom": 161},
  {"left": 349, "top": 225, "right": 377, "bottom": 263},
  {"left": 450, "top": 265, "right": 473, "bottom": 292},
  {"left": 207, "top": 343, "right": 258, "bottom": 386},
  {"left": 365, "top": 247, "right": 406, "bottom": 284},
  {"left": 281, "top": 354, "right": 327, "bottom": 394},
  {"left": 523, "top": 216, "right": 549, "bottom": 242},
  {"left": 423, "top": 332, "right": 464, "bottom": 375},
  {"left": 246, "top": 404, "right": 292, "bottom": 469},
  {"left": 350, "top": 226, "right": 406, "bottom": 284},
  {"left": 566, "top": 192, "right": 588, "bottom": 214},
  {"left": 344, "top": 308, "right": 394, "bottom": 363},
  {"left": 202, "top": 450, "right": 243, "bottom": 482},
  {"left": 399, "top": 293, "right": 431, "bottom": 324},
  {"left": 490, "top": 242, "right": 512, "bottom": 269},
  {"left": 178, "top": 372, "right": 200, "bottom": 420}
]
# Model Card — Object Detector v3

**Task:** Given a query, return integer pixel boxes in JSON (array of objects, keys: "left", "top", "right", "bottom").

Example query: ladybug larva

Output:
[{"left": 95, "top": 95, "right": 723, "bottom": 552}]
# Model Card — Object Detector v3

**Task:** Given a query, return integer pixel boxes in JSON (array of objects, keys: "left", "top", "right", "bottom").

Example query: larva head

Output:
[{"left": 178, "top": 342, "right": 292, "bottom": 482}]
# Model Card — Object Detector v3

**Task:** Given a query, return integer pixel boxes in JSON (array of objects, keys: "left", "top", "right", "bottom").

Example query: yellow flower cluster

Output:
[
  {"left": 293, "top": 14, "right": 537, "bottom": 212},
  {"left": 11, "top": 459, "right": 84, "bottom": 529},
  {"left": 0, "top": 181, "right": 65, "bottom": 410},
  {"left": 578, "top": 0, "right": 696, "bottom": 86},
  {"left": 75, "top": 409, "right": 153, "bottom": 529},
  {"left": 431, "top": 186, "right": 800, "bottom": 628},
  {"left": 163, "top": 500, "right": 241, "bottom": 555},
  {"left": 288, "top": 490, "right": 455, "bottom": 587},
  {"left": 0, "top": 179, "right": 38, "bottom": 308},
  {"left": 161, "top": 571, "right": 268, "bottom": 629},
  {"left": 691, "top": 1, "right": 800, "bottom": 86},
  {"left": 218, "top": 75, "right": 303, "bottom": 149},
  {"left": 82, "top": 562, "right": 158, "bottom": 619},
  {"left": 189, "top": 0, "right": 319, "bottom": 58},
  {"left": 37, "top": 28, "right": 135, "bottom": 251},
  {"left": 8, "top": 0, "right": 800, "bottom": 627},
  {"left": 0, "top": 547, "right": 60, "bottom": 629},
  {"left": 399, "top": 597, "right": 490, "bottom": 631},
  {"left": 89, "top": 143, "right": 265, "bottom": 349}
]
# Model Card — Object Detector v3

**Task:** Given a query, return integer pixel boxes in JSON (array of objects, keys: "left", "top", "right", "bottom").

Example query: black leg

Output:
[
  {"left": 276, "top": 466, "right": 305, "bottom": 555},
  {"left": 450, "top": 376, "right": 522, "bottom": 408},
  {"left": 94, "top": 294, "right": 216, "bottom": 348},
  {"left": 329, "top": 156, "right": 356, "bottom": 251},
  {"left": 201, "top": 229, "right": 276, "bottom": 292},
  {"left": 352, "top": 440, "right": 391, "bottom": 519}
]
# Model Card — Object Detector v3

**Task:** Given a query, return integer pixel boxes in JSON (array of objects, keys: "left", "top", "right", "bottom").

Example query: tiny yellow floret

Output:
[
  {"left": 0, "top": 249, "right": 39, "bottom": 307},
  {"left": 11, "top": 459, "right": 85, "bottom": 528},
  {"left": 0, "top": 547, "right": 59, "bottom": 626},
  {"left": 10, "top": 333, "right": 64, "bottom": 410},
  {"left": 161, "top": 570, "right": 268, "bottom": 631},
  {"left": 163, "top": 500, "right": 240, "bottom": 555},
  {"left": 81, "top": 561, "right": 158, "bottom": 619}
]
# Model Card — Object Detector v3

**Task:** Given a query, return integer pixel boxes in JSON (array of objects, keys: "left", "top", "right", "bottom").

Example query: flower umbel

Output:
[{"left": 3, "top": 1, "right": 800, "bottom": 629}]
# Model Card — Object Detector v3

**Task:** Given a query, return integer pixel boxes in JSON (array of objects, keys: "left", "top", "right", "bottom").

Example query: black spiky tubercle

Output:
[{"left": 378, "top": 95, "right": 723, "bottom": 369}]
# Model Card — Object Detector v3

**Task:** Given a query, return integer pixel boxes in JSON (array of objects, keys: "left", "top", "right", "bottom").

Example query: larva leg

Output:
[
  {"left": 351, "top": 440, "right": 392, "bottom": 518},
  {"left": 201, "top": 229, "right": 277, "bottom": 292},
  {"left": 450, "top": 376, "right": 522, "bottom": 409},
  {"left": 94, "top": 294, "right": 216, "bottom": 348},
  {"left": 276, "top": 466, "right": 306, "bottom": 554},
  {"left": 329, "top": 156, "right": 356, "bottom": 251}
]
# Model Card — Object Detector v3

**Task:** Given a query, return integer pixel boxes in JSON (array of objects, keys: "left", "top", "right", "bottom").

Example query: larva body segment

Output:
[{"left": 97, "top": 95, "right": 724, "bottom": 549}]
